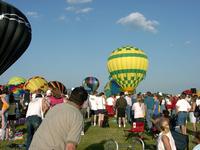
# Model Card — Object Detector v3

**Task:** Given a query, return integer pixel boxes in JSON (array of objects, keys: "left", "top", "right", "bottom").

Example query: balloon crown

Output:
[{"left": 112, "top": 45, "right": 142, "bottom": 53}]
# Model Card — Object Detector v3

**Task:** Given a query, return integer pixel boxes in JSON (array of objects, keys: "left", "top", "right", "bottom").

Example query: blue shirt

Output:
[{"left": 144, "top": 96, "right": 155, "bottom": 110}]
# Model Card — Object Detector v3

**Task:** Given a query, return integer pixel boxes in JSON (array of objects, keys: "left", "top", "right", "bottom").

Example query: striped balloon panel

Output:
[
  {"left": 48, "top": 81, "right": 67, "bottom": 94},
  {"left": 24, "top": 76, "right": 48, "bottom": 93}
]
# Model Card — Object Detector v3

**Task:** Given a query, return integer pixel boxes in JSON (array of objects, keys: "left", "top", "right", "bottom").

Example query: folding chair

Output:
[{"left": 123, "top": 122, "right": 145, "bottom": 149}]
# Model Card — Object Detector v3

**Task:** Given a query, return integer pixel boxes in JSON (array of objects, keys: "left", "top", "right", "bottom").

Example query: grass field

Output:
[{"left": 0, "top": 117, "right": 199, "bottom": 150}]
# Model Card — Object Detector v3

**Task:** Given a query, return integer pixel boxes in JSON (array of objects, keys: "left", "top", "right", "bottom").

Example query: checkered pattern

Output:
[
  {"left": 115, "top": 74, "right": 145, "bottom": 89},
  {"left": 112, "top": 45, "right": 140, "bottom": 54}
]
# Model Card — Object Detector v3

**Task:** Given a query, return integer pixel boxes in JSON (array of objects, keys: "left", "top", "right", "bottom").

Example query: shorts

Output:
[
  {"left": 177, "top": 111, "right": 187, "bottom": 125},
  {"left": 2, "top": 103, "right": 9, "bottom": 110},
  {"left": 90, "top": 110, "right": 98, "bottom": 115},
  {"left": 189, "top": 112, "right": 196, "bottom": 123},
  {"left": 98, "top": 109, "right": 105, "bottom": 114},
  {"left": 117, "top": 108, "right": 126, "bottom": 117}
]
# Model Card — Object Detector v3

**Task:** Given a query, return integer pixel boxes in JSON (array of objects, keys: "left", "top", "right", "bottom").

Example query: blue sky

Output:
[{"left": 1, "top": 0, "right": 200, "bottom": 94}]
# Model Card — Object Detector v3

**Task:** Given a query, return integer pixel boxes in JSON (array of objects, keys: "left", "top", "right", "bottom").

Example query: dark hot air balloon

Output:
[
  {"left": 0, "top": 1, "right": 32, "bottom": 75},
  {"left": 82, "top": 77, "right": 99, "bottom": 94}
]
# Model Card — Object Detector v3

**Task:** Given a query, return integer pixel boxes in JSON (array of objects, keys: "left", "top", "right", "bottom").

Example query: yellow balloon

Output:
[
  {"left": 8, "top": 76, "right": 26, "bottom": 85},
  {"left": 107, "top": 45, "right": 149, "bottom": 93},
  {"left": 24, "top": 76, "right": 48, "bottom": 93}
]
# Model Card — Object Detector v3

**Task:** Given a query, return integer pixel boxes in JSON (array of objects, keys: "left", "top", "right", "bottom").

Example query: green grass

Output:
[{"left": 0, "top": 118, "right": 199, "bottom": 150}]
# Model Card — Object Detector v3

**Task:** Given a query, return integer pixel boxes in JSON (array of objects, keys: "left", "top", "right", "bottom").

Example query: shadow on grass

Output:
[
  {"left": 187, "top": 128, "right": 196, "bottom": 136},
  {"left": 84, "top": 140, "right": 107, "bottom": 150},
  {"left": 84, "top": 120, "right": 92, "bottom": 133},
  {"left": 145, "top": 144, "right": 157, "bottom": 150}
]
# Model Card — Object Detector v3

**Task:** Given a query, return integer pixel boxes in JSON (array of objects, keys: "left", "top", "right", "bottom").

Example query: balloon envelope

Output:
[
  {"left": 48, "top": 81, "right": 67, "bottom": 94},
  {"left": 107, "top": 45, "right": 148, "bottom": 93},
  {"left": 82, "top": 77, "right": 99, "bottom": 94},
  {"left": 24, "top": 76, "right": 48, "bottom": 93},
  {"left": 8, "top": 76, "right": 26, "bottom": 85},
  {"left": 7, "top": 76, "right": 26, "bottom": 96},
  {"left": 104, "top": 79, "right": 122, "bottom": 97},
  {"left": 0, "top": 1, "right": 31, "bottom": 75}
]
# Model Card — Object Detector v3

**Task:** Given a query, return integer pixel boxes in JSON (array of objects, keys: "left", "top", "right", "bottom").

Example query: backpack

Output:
[{"left": 194, "top": 105, "right": 200, "bottom": 118}]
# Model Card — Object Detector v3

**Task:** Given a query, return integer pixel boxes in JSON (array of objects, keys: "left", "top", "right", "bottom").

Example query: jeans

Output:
[
  {"left": 146, "top": 109, "right": 153, "bottom": 130},
  {"left": 126, "top": 106, "right": 132, "bottom": 123},
  {"left": 26, "top": 115, "right": 42, "bottom": 150},
  {"left": 1, "top": 111, "right": 8, "bottom": 140}
]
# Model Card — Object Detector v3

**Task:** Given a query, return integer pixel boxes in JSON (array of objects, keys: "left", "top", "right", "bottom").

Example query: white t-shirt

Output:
[
  {"left": 165, "top": 98, "right": 171, "bottom": 105},
  {"left": 125, "top": 96, "right": 132, "bottom": 106},
  {"left": 106, "top": 97, "right": 114, "bottom": 106},
  {"left": 132, "top": 102, "right": 145, "bottom": 119},
  {"left": 88, "top": 95, "right": 97, "bottom": 110},
  {"left": 26, "top": 97, "right": 43, "bottom": 118},
  {"left": 96, "top": 96, "right": 106, "bottom": 110},
  {"left": 196, "top": 98, "right": 200, "bottom": 106},
  {"left": 176, "top": 99, "right": 191, "bottom": 112}
]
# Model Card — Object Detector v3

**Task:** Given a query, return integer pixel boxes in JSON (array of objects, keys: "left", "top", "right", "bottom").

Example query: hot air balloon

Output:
[
  {"left": 48, "top": 81, "right": 67, "bottom": 94},
  {"left": 8, "top": 76, "right": 26, "bottom": 85},
  {"left": 107, "top": 45, "right": 149, "bottom": 93},
  {"left": 82, "top": 77, "right": 99, "bottom": 94},
  {"left": 104, "top": 79, "right": 122, "bottom": 97},
  {"left": 0, "top": 1, "right": 32, "bottom": 75},
  {"left": 7, "top": 76, "right": 26, "bottom": 96},
  {"left": 24, "top": 76, "right": 48, "bottom": 93}
]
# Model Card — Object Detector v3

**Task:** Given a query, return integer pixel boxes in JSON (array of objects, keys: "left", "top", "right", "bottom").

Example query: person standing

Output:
[
  {"left": 88, "top": 92, "right": 98, "bottom": 126},
  {"left": 153, "top": 94, "right": 161, "bottom": 119},
  {"left": 115, "top": 92, "right": 127, "bottom": 127},
  {"left": 29, "top": 86, "right": 88, "bottom": 150},
  {"left": 176, "top": 93, "right": 191, "bottom": 135},
  {"left": 7, "top": 92, "right": 16, "bottom": 140},
  {"left": 144, "top": 92, "right": 155, "bottom": 131},
  {"left": 125, "top": 93, "right": 132, "bottom": 124},
  {"left": 96, "top": 92, "right": 106, "bottom": 127},
  {"left": 0, "top": 87, "right": 10, "bottom": 140},
  {"left": 25, "top": 92, "right": 44, "bottom": 150},
  {"left": 106, "top": 95, "right": 115, "bottom": 117},
  {"left": 189, "top": 95, "right": 198, "bottom": 132},
  {"left": 132, "top": 95, "right": 146, "bottom": 122}
]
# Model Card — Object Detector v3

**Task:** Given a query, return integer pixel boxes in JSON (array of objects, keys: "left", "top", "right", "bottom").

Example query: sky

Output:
[{"left": 1, "top": 0, "right": 200, "bottom": 94}]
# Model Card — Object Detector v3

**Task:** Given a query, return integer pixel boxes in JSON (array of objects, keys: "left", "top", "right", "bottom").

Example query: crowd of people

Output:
[{"left": 0, "top": 85, "right": 200, "bottom": 150}]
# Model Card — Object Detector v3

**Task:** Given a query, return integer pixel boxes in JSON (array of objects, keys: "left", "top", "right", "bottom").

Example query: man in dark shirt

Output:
[{"left": 116, "top": 92, "right": 127, "bottom": 127}]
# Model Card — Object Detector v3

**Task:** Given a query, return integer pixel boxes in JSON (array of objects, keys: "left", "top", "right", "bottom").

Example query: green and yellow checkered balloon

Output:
[{"left": 107, "top": 45, "right": 149, "bottom": 93}]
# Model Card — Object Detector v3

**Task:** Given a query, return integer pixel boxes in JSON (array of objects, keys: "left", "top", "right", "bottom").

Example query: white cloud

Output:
[
  {"left": 58, "top": 15, "right": 66, "bottom": 21},
  {"left": 26, "top": 11, "right": 39, "bottom": 18},
  {"left": 117, "top": 12, "right": 159, "bottom": 33},
  {"left": 185, "top": 41, "right": 191, "bottom": 45},
  {"left": 65, "top": 6, "right": 76, "bottom": 12},
  {"left": 65, "top": 7, "right": 93, "bottom": 14},
  {"left": 76, "top": 7, "right": 93, "bottom": 14},
  {"left": 66, "top": 0, "right": 93, "bottom": 4}
]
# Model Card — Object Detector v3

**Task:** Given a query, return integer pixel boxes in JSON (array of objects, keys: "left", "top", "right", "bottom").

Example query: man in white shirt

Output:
[
  {"left": 26, "top": 92, "right": 43, "bottom": 150},
  {"left": 176, "top": 93, "right": 191, "bottom": 135},
  {"left": 88, "top": 93, "right": 98, "bottom": 126}
]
